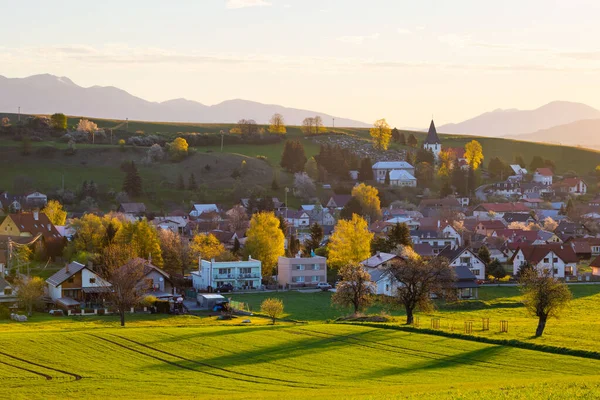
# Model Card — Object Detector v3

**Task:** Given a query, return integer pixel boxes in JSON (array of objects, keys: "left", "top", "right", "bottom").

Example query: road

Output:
[{"left": 475, "top": 184, "right": 490, "bottom": 201}]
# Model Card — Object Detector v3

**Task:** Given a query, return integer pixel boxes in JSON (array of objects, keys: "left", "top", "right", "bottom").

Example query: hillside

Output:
[
  {"left": 517, "top": 118, "right": 600, "bottom": 147},
  {"left": 0, "top": 74, "right": 369, "bottom": 127},
  {"left": 439, "top": 101, "right": 600, "bottom": 138}
]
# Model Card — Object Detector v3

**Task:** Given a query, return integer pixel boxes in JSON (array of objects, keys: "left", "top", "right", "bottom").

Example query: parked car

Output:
[
  {"left": 316, "top": 282, "right": 332, "bottom": 291},
  {"left": 216, "top": 283, "right": 234, "bottom": 293}
]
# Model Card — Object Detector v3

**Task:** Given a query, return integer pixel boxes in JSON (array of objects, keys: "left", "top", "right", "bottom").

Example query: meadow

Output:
[{"left": 2, "top": 321, "right": 600, "bottom": 399}]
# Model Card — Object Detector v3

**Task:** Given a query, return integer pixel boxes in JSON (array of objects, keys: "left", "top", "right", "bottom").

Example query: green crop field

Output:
[{"left": 2, "top": 321, "right": 600, "bottom": 399}]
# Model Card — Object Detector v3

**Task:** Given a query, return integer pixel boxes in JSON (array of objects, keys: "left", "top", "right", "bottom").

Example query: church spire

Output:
[{"left": 424, "top": 119, "right": 440, "bottom": 144}]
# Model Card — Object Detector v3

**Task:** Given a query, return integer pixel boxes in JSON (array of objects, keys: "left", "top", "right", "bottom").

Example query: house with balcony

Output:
[
  {"left": 510, "top": 244, "right": 578, "bottom": 278},
  {"left": 277, "top": 256, "right": 327, "bottom": 288},
  {"left": 191, "top": 257, "right": 262, "bottom": 291},
  {"left": 437, "top": 246, "right": 487, "bottom": 281}
]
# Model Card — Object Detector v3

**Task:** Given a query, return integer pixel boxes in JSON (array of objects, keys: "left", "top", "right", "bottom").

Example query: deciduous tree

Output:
[
  {"left": 15, "top": 276, "right": 45, "bottom": 316},
  {"left": 103, "top": 258, "right": 149, "bottom": 326},
  {"left": 369, "top": 118, "right": 392, "bottom": 151},
  {"left": 331, "top": 264, "right": 374, "bottom": 314},
  {"left": 116, "top": 220, "right": 163, "bottom": 267},
  {"left": 168, "top": 137, "right": 189, "bottom": 160},
  {"left": 50, "top": 113, "right": 68, "bottom": 131},
  {"left": 465, "top": 140, "right": 484, "bottom": 170},
  {"left": 158, "top": 229, "right": 187, "bottom": 276},
  {"left": 244, "top": 212, "right": 285, "bottom": 277},
  {"left": 261, "top": 298, "right": 284, "bottom": 324},
  {"left": 189, "top": 233, "right": 225, "bottom": 261},
  {"left": 328, "top": 214, "right": 373, "bottom": 268},
  {"left": 407, "top": 133, "right": 418, "bottom": 148},
  {"left": 351, "top": 183, "right": 381, "bottom": 221},
  {"left": 268, "top": 113, "right": 286, "bottom": 135},
  {"left": 42, "top": 200, "right": 67, "bottom": 226}
]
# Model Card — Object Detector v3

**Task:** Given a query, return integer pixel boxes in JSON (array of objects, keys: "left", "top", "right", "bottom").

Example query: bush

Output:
[{"left": 0, "top": 305, "right": 10, "bottom": 320}]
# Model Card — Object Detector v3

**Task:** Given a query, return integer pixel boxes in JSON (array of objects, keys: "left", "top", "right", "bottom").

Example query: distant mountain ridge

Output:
[
  {"left": 517, "top": 118, "right": 600, "bottom": 147},
  {"left": 0, "top": 74, "right": 369, "bottom": 127},
  {"left": 438, "top": 101, "right": 600, "bottom": 138}
]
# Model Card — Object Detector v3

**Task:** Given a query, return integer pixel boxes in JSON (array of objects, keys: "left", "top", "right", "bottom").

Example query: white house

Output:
[
  {"left": 423, "top": 120, "right": 441, "bottom": 159},
  {"left": 554, "top": 178, "right": 587, "bottom": 196},
  {"left": 510, "top": 165, "right": 528, "bottom": 176},
  {"left": 442, "top": 224, "right": 463, "bottom": 247},
  {"left": 438, "top": 246, "right": 487, "bottom": 280},
  {"left": 372, "top": 161, "right": 415, "bottom": 183},
  {"left": 46, "top": 261, "right": 111, "bottom": 303},
  {"left": 189, "top": 204, "right": 219, "bottom": 218},
  {"left": 385, "top": 217, "right": 420, "bottom": 231},
  {"left": 533, "top": 168, "right": 553, "bottom": 185},
  {"left": 191, "top": 257, "right": 262, "bottom": 291},
  {"left": 411, "top": 230, "right": 458, "bottom": 254},
  {"left": 511, "top": 245, "right": 578, "bottom": 278},
  {"left": 25, "top": 191, "right": 48, "bottom": 207},
  {"left": 389, "top": 170, "right": 417, "bottom": 187},
  {"left": 360, "top": 252, "right": 404, "bottom": 296},
  {"left": 285, "top": 210, "right": 311, "bottom": 228}
]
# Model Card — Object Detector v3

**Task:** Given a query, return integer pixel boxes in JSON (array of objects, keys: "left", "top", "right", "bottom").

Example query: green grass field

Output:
[{"left": 2, "top": 321, "right": 600, "bottom": 399}]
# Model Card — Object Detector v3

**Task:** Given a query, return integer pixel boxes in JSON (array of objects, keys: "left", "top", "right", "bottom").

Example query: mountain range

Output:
[{"left": 0, "top": 74, "right": 369, "bottom": 127}]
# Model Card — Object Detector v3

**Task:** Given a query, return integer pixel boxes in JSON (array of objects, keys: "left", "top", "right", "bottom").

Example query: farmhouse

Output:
[
  {"left": 137, "top": 259, "right": 174, "bottom": 297},
  {"left": 277, "top": 255, "right": 327, "bottom": 287},
  {"left": 46, "top": 261, "right": 111, "bottom": 308},
  {"left": 25, "top": 191, "right": 48, "bottom": 208},
  {"left": 191, "top": 257, "right": 262, "bottom": 291},
  {"left": 511, "top": 244, "right": 578, "bottom": 278}
]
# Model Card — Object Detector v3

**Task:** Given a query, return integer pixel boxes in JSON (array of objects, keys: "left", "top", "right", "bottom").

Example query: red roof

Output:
[
  {"left": 514, "top": 244, "right": 578, "bottom": 265},
  {"left": 477, "top": 203, "right": 530, "bottom": 213},
  {"left": 535, "top": 168, "right": 554, "bottom": 177},
  {"left": 446, "top": 147, "right": 466, "bottom": 158},
  {"left": 591, "top": 255, "right": 600, "bottom": 268},
  {"left": 554, "top": 178, "right": 586, "bottom": 188},
  {"left": 478, "top": 220, "right": 506, "bottom": 230},
  {"left": 2, "top": 213, "right": 61, "bottom": 242}
]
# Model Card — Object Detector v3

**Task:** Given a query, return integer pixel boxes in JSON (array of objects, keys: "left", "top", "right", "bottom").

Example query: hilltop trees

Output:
[
  {"left": 280, "top": 140, "right": 307, "bottom": 173},
  {"left": 314, "top": 144, "right": 357, "bottom": 180},
  {"left": 168, "top": 137, "right": 189, "bottom": 160},
  {"left": 370, "top": 118, "right": 392, "bottom": 150},
  {"left": 328, "top": 214, "right": 373, "bottom": 268},
  {"left": 268, "top": 113, "right": 286, "bottom": 135},
  {"left": 301, "top": 116, "right": 326, "bottom": 135},
  {"left": 331, "top": 263, "right": 374, "bottom": 314},
  {"left": 50, "top": 113, "right": 68, "bottom": 131},
  {"left": 245, "top": 212, "right": 285, "bottom": 278},
  {"left": 236, "top": 119, "right": 259, "bottom": 137},
  {"left": 465, "top": 140, "right": 484, "bottom": 170}
]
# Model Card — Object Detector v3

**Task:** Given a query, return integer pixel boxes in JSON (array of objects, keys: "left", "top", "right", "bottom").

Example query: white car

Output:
[{"left": 316, "top": 282, "right": 332, "bottom": 291}]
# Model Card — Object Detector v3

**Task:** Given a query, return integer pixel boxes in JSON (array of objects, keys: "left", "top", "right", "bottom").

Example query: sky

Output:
[{"left": 2, "top": 0, "right": 600, "bottom": 127}]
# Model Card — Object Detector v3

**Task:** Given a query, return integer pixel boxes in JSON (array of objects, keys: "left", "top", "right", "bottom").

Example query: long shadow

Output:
[
  {"left": 358, "top": 345, "right": 508, "bottom": 380},
  {"left": 149, "top": 325, "right": 289, "bottom": 344}
]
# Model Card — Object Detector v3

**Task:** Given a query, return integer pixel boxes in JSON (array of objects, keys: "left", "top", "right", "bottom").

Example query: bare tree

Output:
[
  {"left": 331, "top": 264, "right": 374, "bottom": 314},
  {"left": 226, "top": 204, "right": 249, "bottom": 231},
  {"left": 301, "top": 117, "right": 315, "bottom": 135},
  {"left": 236, "top": 119, "right": 259, "bottom": 137},
  {"left": 385, "top": 256, "right": 456, "bottom": 324},
  {"left": 293, "top": 172, "right": 316, "bottom": 200},
  {"left": 519, "top": 269, "right": 571, "bottom": 337},
  {"left": 102, "top": 256, "right": 149, "bottom": 326}
]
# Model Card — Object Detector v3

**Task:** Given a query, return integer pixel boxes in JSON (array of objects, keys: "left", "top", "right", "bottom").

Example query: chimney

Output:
[
  {"left": 65, "top": 263, "right": 69, "bottom": 273},
  {"left": 376, "top": 251, "right": 381, "bottom": 258},
  {"left": 33, "top": 210, "right": 39, "bottom": 221},
  {"left": 47, "top": 224, "right": 51, "bottom": 232}
]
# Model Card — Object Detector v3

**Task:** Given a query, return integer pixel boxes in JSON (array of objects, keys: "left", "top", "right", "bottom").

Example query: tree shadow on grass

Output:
[{"left": 357, "top": 345, "right": 508, "bottom": 380}]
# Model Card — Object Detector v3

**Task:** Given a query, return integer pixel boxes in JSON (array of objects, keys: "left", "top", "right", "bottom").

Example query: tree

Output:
[
  {"left": 280, "top": 140, "right": 307, "bottom": 173},
  {"left": 477, "top": 245, "right": 491, "bottom": 265},
  {"left": 168, "top": 137, "right": 189, "bottom": 160},
  {"left": 177, "top": 173, "right": 186, "bottom": 190},
  {"left": 407, "top": 133, "right": 418, "bottom": 148},
  {"left": 77, "top": 118, "right": 98, "bottom": 142},
  {"left": 488, "top": 259, "right": 506, "bottom": 281},
  {"left": 416, "top": 148, "right": 435, "bottom": 165},
  {"left": 488, "top": 157, "right": 510, "bottom": 180},
  {"left": 15, "top": 276, "right": 45, "bottom": 316},
  {"left": 529, "top": 156, "right": 545, "bottom": 171},
  {"left": 596, "top": 165, "right": 600, "bottom": 181},
  {"left": 245, "top": 212, "right": 285, "bottom": 278},
  {"left": 369, "top": 118, "right": 392, "bottom": 151},
  {"left": 519, "top": 270, "right": 572, "bottom": 337},
  {"left": 42, "top": 200, "right": 67, "bottom": 226},
  {"left": 294, "top": 172, "right": 316, "bottom": 200},
  {"left": 116, "top": 220, "right": 163, "bottom": 267},
  {"left": 50, "top": 113, "right": 68, "bottom": 131},
  {"left": 331, "top": 264, "right": 374, "bottom": 314},
  {"left": 236, "top": 119, "right": 259, "bottom": 137},
  {"left": 287, "top": 234, "right": 300, "bottom": 257},
  {"left": 340, "top": 197, "right": 363, "bottom": 220},
  {"left": 328, "top": 214, "right": 373, "bottom": 268},
  {"left": 189, "top": 233, "right": 225, "bottom": 261},
  {"left": 386, "top": 223, "right": 413, "bottom": 249},
  {"left": 386, "top": 256, "right": 456, "bottom": 324},
  {"left": 515, "top": 155, "right": 526, "bottom": 168},
  {"left": 391, "top": 127, "right": 400, "bottom": 142},
  {"left": 188, "top": 173, "right": 198, "bottom": 191},
  {"left": 72, "top": 213, "right": 106, "bottom": 253},
  {"left": 384, "top": 170, "right": 390, "bottom": 185},
  {"left": 440, "top": 181, "right": 452, "bottom": 198},
  {"left": 437, "top": 150, "right": 453, "bottom": 178},
  {"left": 158, "top": 229, "right": 186, "bottom": 276},
  {"left": 306, "top": 222, "right": 324, "bottom": 252},
  {"left": 261, "top": 298, "right": 284, "bottom": 324},
  {"left": 21, "top": 136, "right": 31, "bottom": 156},
  {"left": 543, "top": 217, "right": 558, "bottom": 232},
  {"left": 314, "top": 116, "right": 326, "bottom": 134},
  {"left": 122, "top": 162, "right": 143, "bottom": 197},
  {"left": 351, "top": 183, "right": 382, "bottom": 221},
  {"left": 416, "top": 162, "right": 434, "bottom": 188},
  {"left": 1, "top": 117, "right": 9, "bottom": 126},
  {"left": 358, "top": 157, "right": 373, "bottom": 181},
  {"left": 104, "top": 258, "right": 149, "bottom": 326},
  {"left": 226, "top": 204, "right": 248, "bottom": 231},
  {"left": 398, "top": 131, "right": 406, "bottom": 145},
  {"left": 268, "top": 113, "right": 286, "bottom": 134},
  {"left": 304, "top": 157, "right": 319, "bottom": 181},
  {"left": 301, "top": 117, "right": 315, "bottom": 135},
  {"left": 465, "top": 140, "right": 484, "bottom": 170}
]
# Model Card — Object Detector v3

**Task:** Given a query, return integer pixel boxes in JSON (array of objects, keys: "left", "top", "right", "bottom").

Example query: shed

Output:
[{"left": 197, "top": 294, "right": 228, "bottom": 309}]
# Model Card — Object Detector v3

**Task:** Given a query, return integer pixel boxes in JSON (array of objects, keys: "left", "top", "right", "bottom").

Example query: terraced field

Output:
[{"left": 2, "top": 322, "right": 600, "bottom": 399}]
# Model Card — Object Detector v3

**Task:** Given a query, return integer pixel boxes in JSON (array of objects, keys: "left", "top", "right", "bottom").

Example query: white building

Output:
[
  {"left": 372, "top": 161, "right": 415, "bottom": 183},
  {"left": 389, "top": 170, "right": 417, "bottom": 187},
  {"left": 438, "top": 247, "right": 487, "bottom": 281},
  {"left": 360, "top": 252, "right": 404, "bottom": 296},
  {"left": 191, "top": 257, "right": 262, "bottom": 291},
  {"left": 511, "top": 245, "right": 578, "bottom": 278},
  {"left": 189, "top": 204, "right": 219, "bottom": 218},
  {"left": 533, "top": 168, "right": 553, "bottom": 185},
  {"left": 423, "top": 120, "right": 441, "bottom": 159}
]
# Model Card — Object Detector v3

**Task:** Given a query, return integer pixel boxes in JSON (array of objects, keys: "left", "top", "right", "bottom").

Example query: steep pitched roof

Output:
[
  {"left": 328, "top": 194, "right": 352, "bottom": 208},
  {"left": 47, "top": 261, "right": 87, "bottom": 286},
  {"left": 361, "top": 252, "right": 401, "bottom": 268},
  {"left": 513, "top": 244, "right": 578, "bottom": 265},
  {"left": 389, "top": 170, "right": 416, "bottom": 181},
  {"left": 535, "top": 168, "right": 554, "bottom": 177},
  {"left": 118, "top": 203, "right": 146, "bottom": 214},
  {"left": 477, "top": 220, "right": 506, "bottom": 230},
  {"left": 2, "top": 212, "right": 62, "bottom": 241},
  {"left": 424, "top": 120, "right": 440, "bottom": 144},
  {"left": 476, "top": 203, "right": 530, "bottom": 213}
]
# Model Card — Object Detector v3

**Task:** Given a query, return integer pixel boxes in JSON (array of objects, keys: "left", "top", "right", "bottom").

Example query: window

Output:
[
  {"left": 4, "top": 288, "right": 12, "bottom": 295},
  {"left": 240, "top": 268, "right": 252, "bottom": 274},
  {"left": 543, "top": 258, "right": 549, "bottom": 263},
  {"left": 553, "top": 258, "right": 558, "bottom": 263},
  {"left": 293, "top": 276, "right": 305, "bottom": 283},
  {"left": 460, "top": 257, "right": 471, "bottom": 265},
  {"left": 218, "top": 268, "right": 231, "bottom": 275},
  {"left": 89, "top": 278, "right": 96, "bottom": 284},
  {"left": 67, "top": 278, "right": 74, "bottom": 283},
  {"left": 471, "top": 269, "right": 480, "bottom": 276},
  {"left": 294, "top": 264, "right": 305, "bottom": 271},
  {"left": 312, "top": 264, "right": 320, "bottom": 270},
  {"left": 553, "top": 268, "right": 558, "bottom": 275},
  {"left": 311, "top": 276, "right": 320, "bottom": 282}
]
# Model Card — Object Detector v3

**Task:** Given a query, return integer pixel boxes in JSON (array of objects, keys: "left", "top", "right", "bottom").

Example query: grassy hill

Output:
[{"left": 2, "top": 319, "right": 600, "bottom": 399}]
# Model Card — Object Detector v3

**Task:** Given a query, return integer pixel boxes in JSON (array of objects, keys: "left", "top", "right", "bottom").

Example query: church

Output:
[{"left": 423, "top": 120, "right": 441, "bottom": 159}]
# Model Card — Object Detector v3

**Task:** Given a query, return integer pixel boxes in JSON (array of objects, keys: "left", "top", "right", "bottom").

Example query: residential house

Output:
[
  {"left": 419, "top": 197, "right": 463, "bottom": 216},
  {"left": 438, "top": 246, "right": 487, "bottom": 281},
  {"left": 372, "top": 161, "right": 415, "bottom": 183},
  {"left": 0, "top": 192, "right": 22, "bottom": 213},
  {"left": 361, "top": 252, "right": 404, "bottom": 296},
  {"left": 46, "top": 262, "right": 111, "bottom": 308},
  {"left": 472, "top": 203, "right": 530, "bottom": 219},
  {"left": 326, "top": 194, "right": 352, "bottom": 210},
  {"left": 240, "top": 197, "right": 285, "bottom": 213},
  {"left": 422, "top": 120, "right": 442, "bottom": 159},
  {"left": 553, "top": 178, "right": 587, "bottom": 196},
  {"left": 389, "top": 169, "right": 417, "bottom": 187},
  {"left": 25, "top": 191, "right": 48, "bottom": 208},
  {"left": 453, "top": 266, "right": 480, "bottom": 299},
  {"left": 153, "top": 216, "right": 188, "bottom": 235},
  {"left": 441, "top": 223, "right": 463, "bottom": 247},
  {"left": 209, "top": 230, "right": 239, "bottom": 248},
  {"left": 446, "top": 147, "right": 469, "bottom": 170},
  {"left": 411, "top": 230, "right": 458, "bottom": 254},
  {"left": 285, "top": 210, "right": 311, "bottom": 228},
  {"left": 189, "top": 204, "right": 220, "bottom": 219},
  {"left": 502, "top": 212, "right": 535, "bottom": 225},
  {"left": 590, "top": 255, "right": 600, "bottom": 276},
  {"left": 511, "top": 244, "right": 578, "bottom": 278},
  {"left": 533, "top": 168, "right": 553, "bottom": 185},
  {"left": 0, "top": 211, "right": 65, "bottom": 257},
  {"left": 385, "top": 217, "right": 420, "bottom": 231},
  {"left": 305, "top": 208, "right": 336, "bottom": 226},
  {"left": 475, "top": 220, "right": 507, "bottom": 236},
  {"left": 413, "top": 243, "right": 435, "bottom": 258},
  {"left": 492, "top": 181, "right": 521, "bottom": 197},
  {"left": 118, "top": 202, "right": 147, "bottom": 218},
  {"left": 277, "top": 255, "right": 327, "bottom": 287},
  {"left": 191, "top": 257, "right": 262, "bottom": 291},
  {"left": 510, "top": 164, "right": 528, "bottom": 177},
  {"left": 138, "top": 259, "right": 174, "bottom": 298}
]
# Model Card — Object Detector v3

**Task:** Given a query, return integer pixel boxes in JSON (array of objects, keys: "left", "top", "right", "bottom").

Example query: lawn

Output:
[{"left": 2, "top": 322, "right": 600, "bottom": 399}]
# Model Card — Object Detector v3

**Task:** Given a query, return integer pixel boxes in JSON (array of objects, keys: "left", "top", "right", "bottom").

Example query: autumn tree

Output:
[
  {"left": 116, "top": 220, "right": 163, "bottom": 267},
  {"left": 543, "top": 217, "right": 558, "bottom": 232},
  {"left": 351, "top": 183, "right": 382, "bottom": 221},
  {"left": 519, "top": 269, "right": 572, "bottom": 337},
  {"left": 158, "top": 229, "right": 186, "bottom": 276},
  {"left": 268, "top": 113, "right": 286, "bottom": 134},
  {"left": 369, "top": 118, "right": 392, "bottom": 151},
  {"left": 103, "top": 258, "right": 149, "bottom": 326},
  {"left": 437, "top": 150, "right": 453, "bottom": 178},
  {"left": 386, "top": 256, "right": 456, "bottom": 324},
  {"left": 294, "top": 172, "right": 316, "bottom": 200},
  {"left": 72, "top": 213, "right": 106, "bottom": 253},
  {"left": 314, "top": 116, "right": 325, "bottom": 134},
  {"left": 42, "top": 200, "right": 67, "bottom": 226},
  {"left": 244, "top": 212, "right": 285, "bottom": 277},
  {"left": 261, "top": 298, "right": 284, "bottom": 324},
  {"left": 328, "top": 214, "right": 373, "bottom": 268},
  {"left": 168, "top": 137, "right": 189, "bottom": 160},
  {"left": 77, "top": 118, "right": 98, "bottom": 143},
  {"left": 189, "top": 233, "right": 225, "bottom": 261},
  {"left": 301, "top": 117, "right": 314, "bottom": 135},
  {"left": 236, "top": 119, "right": 259, "bottom": 137},
  {"left": 15, "top": 276, "right": 45, "bottom": 316},
  {"left": 331, "top": 263, "right": 374, "bottom": 314},
  {"left": 465, "top": 140, "right": 484, "bottom": 170},
  {"left": 50, "top": 113, "right": 68, "bottom": 131}
]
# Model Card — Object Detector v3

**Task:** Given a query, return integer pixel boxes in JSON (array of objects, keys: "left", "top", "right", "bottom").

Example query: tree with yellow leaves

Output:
[
  {"left": 42, "top": 200, "right": 67, "bottom": 226},
  {"left": 437, "top": 150, "right": 454, "bottom": 178},
  {"left": 168, "top": 137, "right": 189, "bottom": 160},
  {"left": 115, "top": 220, "right": 163, "bottom": 267},
  {"left": 369, "top": 118, "right": 392, "bottom": 151},
  {"left": 244, "top": 212, "right": 285, "bottom": 277},
  {"left": 465, "top": 140, "right": 484, "bottom": 170},
  {"left": 268, "top": 113, "right": 287, "bottom": 135},
  {"left": 189, "top": 233, "right": 225, "bottom": 262},
  {"left": 351, "top": 183, "right": 382, "bottom": 221},
  {"left": 328, "top": 214, "right": 373, "bottom": 268}
]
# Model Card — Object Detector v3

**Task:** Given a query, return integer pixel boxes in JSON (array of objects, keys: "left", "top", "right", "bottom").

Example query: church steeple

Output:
[{"left": 424, "top": 119, "right": 440, "bottom": 145}]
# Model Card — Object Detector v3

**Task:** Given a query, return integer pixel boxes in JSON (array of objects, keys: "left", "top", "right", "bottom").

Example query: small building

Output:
[
  {"left": 191, "top": 257, "right": 262, "bottom": 291},
  {"left": 372, "top": 161, "right": 415, "bottom": 183},
  {"left": 475, "top": 220, "right": 507, "bottom": 236},
  {"left": 437, "top": 246, "right": 487, "bottom": 281},
  {"left": 591, "top": 256, "right": 600, "bottom": 276},
  {"left": 277, "top": 256, "right": 327, "bottom": 287},
  {"left": 0, "top": 275, "right": 16, "bottom": 304},
  {"left": 138, "top": 259, "right": 174, "bottom": 297},
  {"left": 553, "top": 178, "right": 587, "bottom": 196},
  {"left": 197, "top": 294, "right": 228, "bottom": 309},
  {"left": 454, "top": 266, "right": 479, "bottom": 299},
  {"left": 189, "top": 204, "right": 219, "bottom": 218},
  {"left": 326, "top": 194, "right": 352, "bottom": 210},
  {"left": 46, "top": 262, "right": 111, "bottom": 307},
  {"left": 533, "top": 168, "right": 553, "bottom": 185},
  {"left": 285, "top": 210, "right": 311, "bottom": 228},
  {"left": 118, "top": 202, "right": 147, "bottom": 218},
  {"left": 25, "top": 191, "right": 48, "bottom": 208},
  {"left": 472, "top": 203, "right": 530, "bottom": 219},
  {"left": 389, "top": 170, "right": 417, "bottom": 187},
  {"left": 511, "top": 244, "right": 578, "bottom": 278},
  {"left": 360, "top": 252, "right": 405, "bottom": 296}
]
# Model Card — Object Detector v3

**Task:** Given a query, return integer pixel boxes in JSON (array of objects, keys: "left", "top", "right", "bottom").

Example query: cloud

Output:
[
  {"left": 226, "top": 0, "right": 271, "bottom": 9},
  {"left": 561, "top": 51, "right": 600, "bottom": 60},
  {"left": 397, "top": 28, "right": 412, "bottom": 35},
  {"left": 337, "top": 33, "right": 380, "bottom": 45}
]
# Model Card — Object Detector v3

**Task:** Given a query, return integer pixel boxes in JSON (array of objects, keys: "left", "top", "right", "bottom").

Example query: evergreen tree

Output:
[
  {"left": 440, "top": 181, "right": 453, "bottom": 198},
  {"left": 271, "top": 173, "right": 280, "bottom": 190},
  {"left": 405, "top": 151, "right": 416, "bottom": 166},
  {"left": 488, "top": 259, "right": 506, "bottom": 281},
  {"left": 188, "top": 173, "right": 198, "bottom": 191},
  {"left": 340, "top": 196, "right": 363, "bottom": 220},
  {"left": 280, "top": 140, "right": 307, "bottom": 173},
  {"left": 529, "top": 156, "right": 545, "bottom": 171},
  {"left": 467, "top": 167, "right": 477, "bottom": 195},
  {"left": 416, "top": 148, "right": 435, "bottom": 165},
  {"left": 386, "top": 222, "right": 413, "bottom": 249},
  {"left": 566, "top": 199, "right": 575, "bottom": 215},
  {"left": 398, "top": 131, "right": 406, "bottom": 146},
  {"left": 407, "top": 133, "right": 418, "bottom": 148},
  {"left": 371, "top": 236, "right": 392, "bottom": 253},
  {"left": 122, "top": 162, "right": 143, "bottom": 197},
  {"left": 176, "top": 173, "right": 185, "bottom": 190},
  {"left": 451, "top": 168, "right": 468, "bottom": 196},
  {"left": 232, "top": 237, "right": 241, "bottom": 255},
  {"left": 384, "top": 170, "right": 390, "bottom": 185},
  {"left": 478, "top": 245, "right": 492, "bottom": 265},
  {"left": 391, "top": 127, "right": 400, "bottom": 142},
  {"left": 287, "top": 233, "right": 300, "bottom": 257},
  {"left": 358, "top": 157, "right": 373, "bottom": 181},
  {"left": 306, "top": 222, "right": 324, "bottom": 252},
  {"left": 515, "top": 155, "right": 526, "bottom": 168}
]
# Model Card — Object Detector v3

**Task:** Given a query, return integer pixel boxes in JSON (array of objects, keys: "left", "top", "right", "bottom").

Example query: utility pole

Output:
[
  {"left": 18, "top": 106, "right": 21, "bottom": 122},
  {"left": 220, "top": 130, "right": 224, "bottom": 152},
  {"left": 332, "top": 118, "right": 335, "bottom": 129},
  {"left": 126, "top": 118, "right": 129, "bottom": 131}
]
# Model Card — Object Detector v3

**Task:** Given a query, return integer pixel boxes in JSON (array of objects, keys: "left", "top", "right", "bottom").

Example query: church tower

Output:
[{"left": 423, "top": 119, "right": 441, "bottom": 159}]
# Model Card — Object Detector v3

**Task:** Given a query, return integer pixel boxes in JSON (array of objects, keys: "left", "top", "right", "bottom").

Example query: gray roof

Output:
[
  {"left": 389, "top": 170, "right": 416, "bottom": 181},
  {"left": 372, "top": 161, "right": 414, "bottom": 170},
  {"left": 424, "top": 120, "right": 441, "bottom": 144},
  {"left": 119, "top": 202, "right": 146, "bottom": 214},
  {"left": 361, "top": 252, "right": 399, "bottom": 268},
  {"left": 47, "top": 262, "right": 86, "bottom": 286}
]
